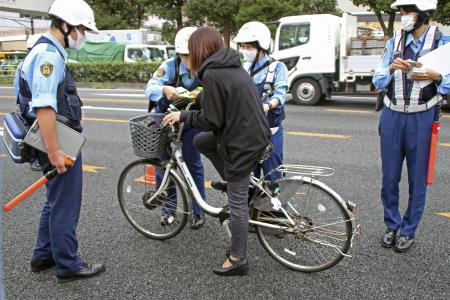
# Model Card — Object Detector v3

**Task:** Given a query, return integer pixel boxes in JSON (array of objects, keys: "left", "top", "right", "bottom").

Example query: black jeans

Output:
[{"left": 194, "top": 132, "right": 250, "bottom": 259}]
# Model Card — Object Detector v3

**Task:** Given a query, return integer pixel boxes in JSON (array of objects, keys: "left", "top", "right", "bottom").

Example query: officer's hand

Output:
[
  {"left": 47, "top": 149, "right": 67, "bottom": 174},
  {"left": 389, "top": 58, "right": 411, "bottom": 72},
  {"left": 263, "top": 103, "right": 270, "bottom": 113},
  {"left": 163, "top": 86, "right": 181, "bottom": 101},
  {"left": 409, "top": 69, "right": 442, "bottom": 82},
  {"left": 163, "top": 112, "right": 181, "bottom": 126}
]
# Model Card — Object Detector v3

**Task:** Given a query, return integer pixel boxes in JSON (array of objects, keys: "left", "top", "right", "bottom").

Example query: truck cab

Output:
[{"left": 273, "top": 13, "right": 384, "bottom": 105}]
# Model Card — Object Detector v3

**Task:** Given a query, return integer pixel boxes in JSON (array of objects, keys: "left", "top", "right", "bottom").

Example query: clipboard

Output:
[{"left": 23, "top": 120, "right": 86, "bottom": 158}]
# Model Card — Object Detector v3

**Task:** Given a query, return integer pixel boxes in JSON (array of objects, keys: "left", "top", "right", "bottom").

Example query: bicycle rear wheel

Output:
[
  {"left": 255, "top": 178, "right": 353, "bottom": 272},
  {"left": 118, "top": 159, "right": 189, "bottom": 240}
]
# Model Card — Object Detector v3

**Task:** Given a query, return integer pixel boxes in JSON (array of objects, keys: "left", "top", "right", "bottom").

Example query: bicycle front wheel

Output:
[
  {"left": 256, "top": 178, "right": 353, "bottom": 272},
  {"left": 117, "top": 159, "right": 189, "bottom": 240}
]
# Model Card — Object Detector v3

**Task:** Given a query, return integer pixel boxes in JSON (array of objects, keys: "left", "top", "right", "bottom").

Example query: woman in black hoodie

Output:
[{"left": 163, "top": 27, "right": 271, "bottom": 276}]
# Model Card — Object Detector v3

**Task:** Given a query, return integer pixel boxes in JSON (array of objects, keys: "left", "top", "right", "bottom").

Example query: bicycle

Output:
[{"left": 117, "top": 103, "right": 359, "bottom": 272}]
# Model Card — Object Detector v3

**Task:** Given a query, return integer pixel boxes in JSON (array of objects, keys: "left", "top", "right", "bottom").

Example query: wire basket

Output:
[{"left": 129, "top": 113, "right": 169, "bottom": 158}]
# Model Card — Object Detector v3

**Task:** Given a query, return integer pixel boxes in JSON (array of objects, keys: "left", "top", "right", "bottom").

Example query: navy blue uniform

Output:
[
  {"left": 373, "top": 26, "right": 450, "bottom": 237},
  {"left": 243, "top": 54, "right": 288, "bottom": 181},
  {"left": 17, "top": 33, "right": 84, "bottom": 276},
  {"left": 145, "top": 57, "right": 206, "bottom": 217}
]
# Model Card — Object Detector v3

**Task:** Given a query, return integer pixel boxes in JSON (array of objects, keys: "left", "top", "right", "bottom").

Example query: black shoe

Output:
[
  {"left": 394, "top": 235, "right": 414, "bottom": 252},
  {"left": 30, "top": 258, "right": 55, "bottom": 272},
  {"left": 190, "top": 214, "right": 205, "bottom": 230},
  {"left": 211, "top": 181, "right": 227, "bottom": 192},
  {"left": 30, "top": 160, "right": 42, "bottom": 171},
  {"left": 381, "top": 228, "right": 398, "bottom": 248},
  {"left": 56, "top": 262, "right": 105, "bottom": 283},
  {"left": 160, "top": 214, "right": 175, "bottom": 226},
  {"left": 212, "top": 257, "right": 249, "bottom": 276}
]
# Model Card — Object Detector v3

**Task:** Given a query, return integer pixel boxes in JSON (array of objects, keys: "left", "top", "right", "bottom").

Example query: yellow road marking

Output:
[
  {"left": 1, "top": 154, "right": 6, "bottom": 158},
  {"left": 205, "top": 180, "right": 212, "bottom": 189},
  {"left": 286, "top": 131, "right": 352, "bottom": 139},
  {"left": 436, "top": 212, "right": 450, "bottom": 219},
  {"left": 438, "top": 143, "right": 450, "bottom": 147},
  {"left": 326, "top": 109, "right": 373, "bottom": 114},
  {"left": 0, "top": 95, "right": 147, "bottom": 104},
  {"left": 82, "top": 117, "right": 128, "bottom": 123},
  {"left": 82, "top": 164, "right": 106, "bottom": 173}
]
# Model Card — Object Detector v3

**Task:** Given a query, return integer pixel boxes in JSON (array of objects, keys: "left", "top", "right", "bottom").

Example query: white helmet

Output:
[
  {"left": 26, "top": 34, "right": 41, "bottom": 49},
  {"left": 391, "top": 0, "right": 437, "bottom": 11},
  {"left": 234, "top": 21, "right": 271, "bottom": 51},
  {"left": 48, "top": 0, "right": 99, "bottom": 33},
  {"left": 175, "top": 27, "right": 197, "bottom": 55}
]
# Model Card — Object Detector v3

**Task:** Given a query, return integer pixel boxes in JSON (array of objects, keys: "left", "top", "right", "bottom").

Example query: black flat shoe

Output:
[
  {"left": 211, "top": 181, "right": 227, "bottom": 192},
  {"left": 212, "top": 258, "right": 248, "bottom": 276},
  {"left": 190, "top": 214, "right": 205, "bottom": 230},
  {"left": 56, "top": 262, "right": 105, "bottom": 283},
  {"left": 394, "top": 236, "right": 414, "bottom": 252},
  {"left": 381, "top": 228, "right": 398, "bottom": 248},
  {"left": 31, "top": 258, "right": 56, "bottom": 272}
]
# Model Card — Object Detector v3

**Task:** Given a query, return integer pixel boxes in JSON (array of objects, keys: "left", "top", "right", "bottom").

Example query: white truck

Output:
[{"left": 272, "top": 13, "right": 385, "bottom": 105}]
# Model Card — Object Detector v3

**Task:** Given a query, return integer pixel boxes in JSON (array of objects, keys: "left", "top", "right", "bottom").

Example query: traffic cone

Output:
[{"left": 135, "top": 165, "right": 156, "bottom": 185}]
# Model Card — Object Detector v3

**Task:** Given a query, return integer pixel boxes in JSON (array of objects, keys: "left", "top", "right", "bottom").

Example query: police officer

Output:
[
  {"left": 145, "top": 27, "right": 207, "bottom": 229},
  {"left": 233, "top": 21, "right": 288, "bottom": 181},
  {"left": 17, "top": 0, "right": 105, "bottom": 281},
  {"left": 14, "top": 34, "right": 42, "bottom": 171},
  {"left": 373, "top": 0, "right": 450, "bottom": 252}
]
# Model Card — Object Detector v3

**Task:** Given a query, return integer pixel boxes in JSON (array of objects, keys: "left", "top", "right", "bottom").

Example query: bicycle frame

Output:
[{"left": 147, "top": 103, "right": 358, "bottom": 238}]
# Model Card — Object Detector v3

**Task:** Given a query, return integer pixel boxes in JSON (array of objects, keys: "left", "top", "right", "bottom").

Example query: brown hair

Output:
[{"left": 188, "top": 27, "right": 225, "bottom": 72}]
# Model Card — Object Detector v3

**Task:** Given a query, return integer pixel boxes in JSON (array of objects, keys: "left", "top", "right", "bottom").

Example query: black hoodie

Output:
[{"left": 180, "top": 48, "right": 271, "bottom": 181}]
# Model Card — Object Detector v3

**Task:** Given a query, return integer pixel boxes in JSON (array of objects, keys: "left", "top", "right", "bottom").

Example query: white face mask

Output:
[
  {"left": 242, "top": 49, "right": 258, "bottom": 62},
  {"left": 68, "top": 27, "right": 86, "bottom": 51},
  {"left": 401, "top": 14, "right": 416, "bottom": 32}
]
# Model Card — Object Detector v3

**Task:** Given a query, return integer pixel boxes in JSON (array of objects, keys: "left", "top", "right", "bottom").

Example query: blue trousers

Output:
[
  {"left": 379, "top": 107, "right": 434, "bottom": 237},
  {"left": 157, "top": 127, "right": 206, "bottom": 216},
  {"left": 34, "top": 152, "right": 83, "bottom": 276},
  {"left": 254, "top": 125, "right": 284, "bottom": 181}
]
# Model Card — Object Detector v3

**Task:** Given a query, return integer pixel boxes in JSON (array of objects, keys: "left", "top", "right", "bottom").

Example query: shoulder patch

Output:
[
  {"left": 40, "top": 62, "right": 53, "bottom": 77},
  {"left": 155, "top": 68, "right": 166, "bottom": 77}
]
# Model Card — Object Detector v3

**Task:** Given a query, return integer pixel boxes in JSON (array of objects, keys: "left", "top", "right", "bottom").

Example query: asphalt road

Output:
[{"left": 0, "top": 86, "right": 449, "bottom": 299}]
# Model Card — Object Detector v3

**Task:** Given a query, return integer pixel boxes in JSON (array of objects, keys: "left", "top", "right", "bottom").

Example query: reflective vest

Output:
[
  {"left": 18, "top": 36, "right": 83, "bottom": 132},
  {"left": 384, "top": 26, "right": 442, "bottom": 113},
  {"left": 253, "top": 60, "right": 285, "bottom": 128}
]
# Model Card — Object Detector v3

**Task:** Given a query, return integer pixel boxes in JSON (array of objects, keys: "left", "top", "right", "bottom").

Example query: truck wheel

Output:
[{"left": 292, "top": 78, "right": 323, "bottom": 106}]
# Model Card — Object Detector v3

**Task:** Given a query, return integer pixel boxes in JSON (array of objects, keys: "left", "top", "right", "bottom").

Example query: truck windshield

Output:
[{"left": 279, "top": 23, "right": 310, "bottom": 50}]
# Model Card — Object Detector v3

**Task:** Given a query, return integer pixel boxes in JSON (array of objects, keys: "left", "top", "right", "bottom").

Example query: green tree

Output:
[
  {"left": 352, "top": 0, "right": 396, "bottom": 38},
  {"left": 148, "top": 0, "right": 185, "bottom": 31},
  {"left": 435, "top": 0, "right": 450, "bottom": 25},
  {"left": 236, "top": 0, "right": 339, "bottom": 37},
  {"left": 87, "top": 0, "right": 154, "bottom": 29},
  {"left": 187, "top": 0, "right": 240, "bottom": 47}
]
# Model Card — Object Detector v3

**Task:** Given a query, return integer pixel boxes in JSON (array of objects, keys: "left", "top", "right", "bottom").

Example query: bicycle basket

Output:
[{"left": 129, "top": 113, "right": 169, "bottom": 158}]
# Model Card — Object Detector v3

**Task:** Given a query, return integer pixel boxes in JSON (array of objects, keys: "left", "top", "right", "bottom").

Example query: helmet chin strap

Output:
[
  {"left": 412, "top": 12, "right": 431, "bottom": 32},
  {"left": 58, "top": 23, "right": 74, "bottom": 48}
]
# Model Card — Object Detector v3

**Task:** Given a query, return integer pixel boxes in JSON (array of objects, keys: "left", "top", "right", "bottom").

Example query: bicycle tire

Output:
[
  {"left": 255, "top": 178, "right": 353, "bottom": 272},
  {"left": 117, "top": 159, "right": 189, "bottom": 240}
]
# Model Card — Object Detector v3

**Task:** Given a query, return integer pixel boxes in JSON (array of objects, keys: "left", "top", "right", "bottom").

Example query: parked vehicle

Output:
[
  {"left": 67, "top": 41, "right": 164, "bottom": 63},
  {"left": 272, "top": 13, "right": 385, "bottom": 105}
]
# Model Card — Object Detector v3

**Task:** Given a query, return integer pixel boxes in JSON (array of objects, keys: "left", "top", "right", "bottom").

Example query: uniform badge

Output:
[
  {"left": 155, "top": 68, "right": 165, "bottom": 77},
  {"left": 40, "top": 63, "right": 53, "bottom": 77}
]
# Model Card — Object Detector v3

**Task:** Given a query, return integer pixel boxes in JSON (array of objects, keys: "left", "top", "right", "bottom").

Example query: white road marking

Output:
[
  {"left": 82, "top": 105, "right": 146, "bottom": 112},
  {"left": 91, "top": 93, "right": 146, "bottom": 98}
]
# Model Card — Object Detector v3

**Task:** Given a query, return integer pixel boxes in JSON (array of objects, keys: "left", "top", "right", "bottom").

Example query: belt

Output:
[{"left": 383, "top": 94, "right": 442, "bottom": 113}]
